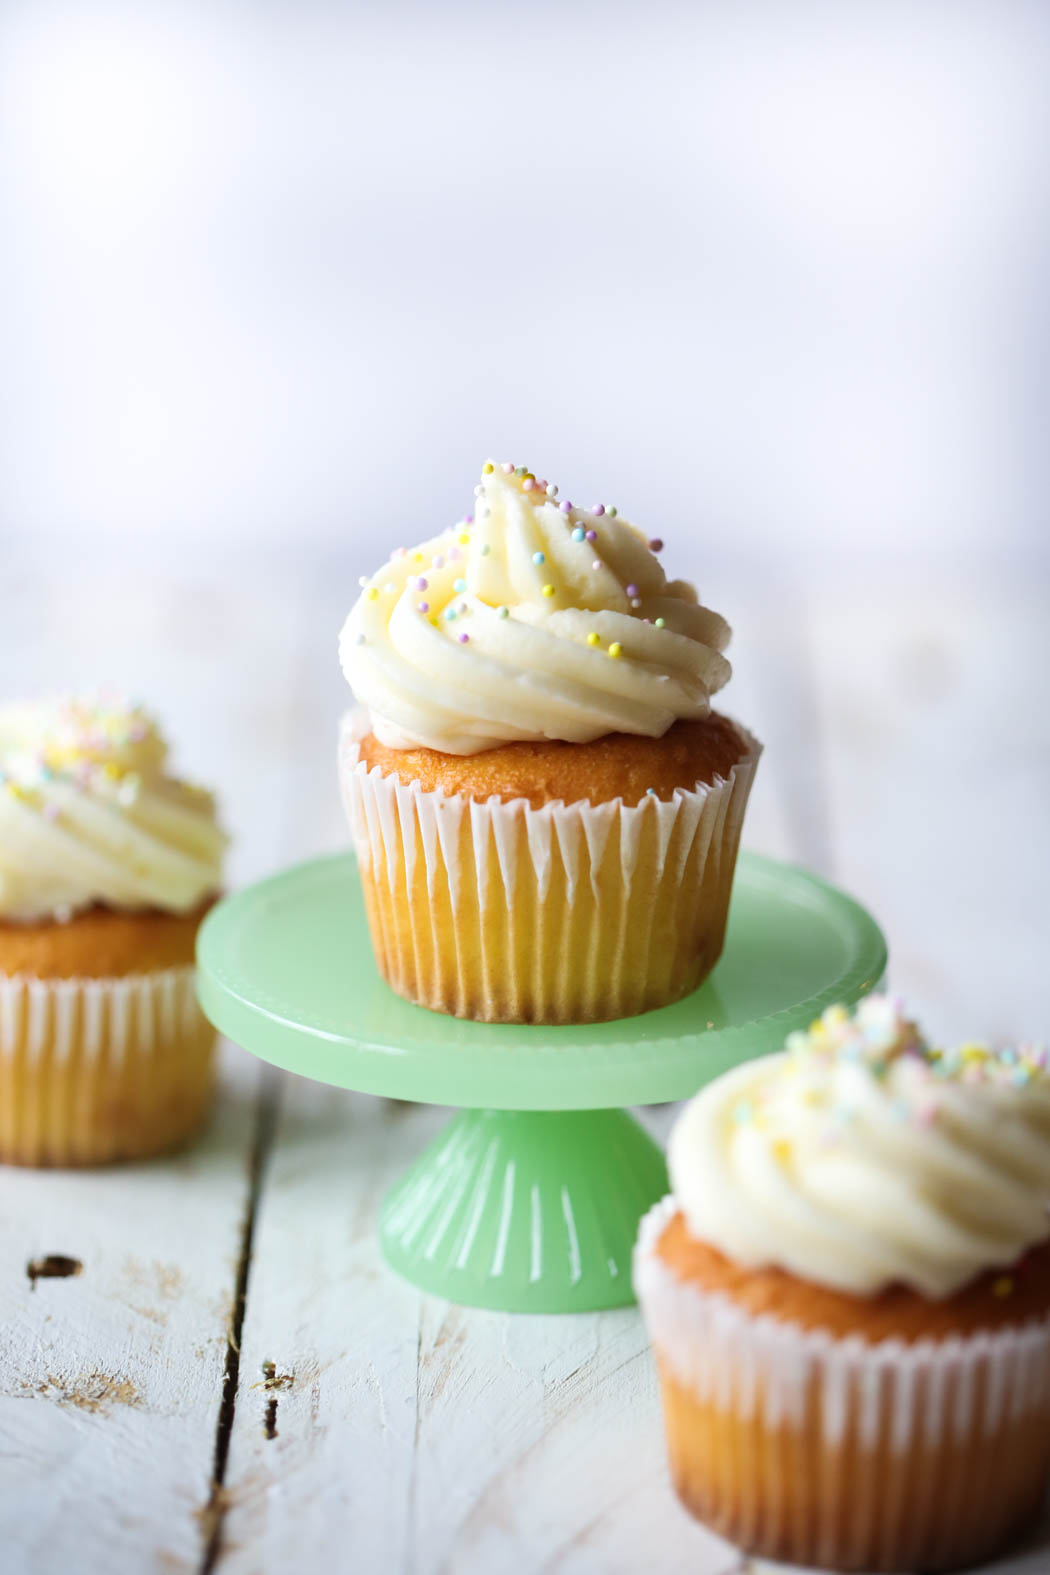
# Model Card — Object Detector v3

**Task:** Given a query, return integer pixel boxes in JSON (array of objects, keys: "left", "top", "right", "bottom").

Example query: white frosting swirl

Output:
[
  {"left": 0, "top": 695, "right": 227, "bottom": 921},
  {"left": 668, "top": 997, "right": 1050, "bottom": 1300},
  {"left": 339, "top": 462, "right": 731, "bottom": 754}
]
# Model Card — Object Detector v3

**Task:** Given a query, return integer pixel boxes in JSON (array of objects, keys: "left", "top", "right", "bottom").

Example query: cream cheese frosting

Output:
[
  {"left": 0, "top": 694, "right": 227, "bottom": 922},
  {"left": 339, "top": 461, "right": 732, "bottom": 754},
  {"left": 667, "top": 997, "right": 1050, "bottom": 1300}
]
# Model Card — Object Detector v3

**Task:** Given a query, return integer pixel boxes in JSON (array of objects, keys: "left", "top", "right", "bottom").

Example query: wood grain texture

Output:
[
  {"left": 1, "top": 552, "right": 1047, "bottom": 1574},
  {"left": 216, "top": 1085, "right": 741, "bottom": 1575},
  {"left": 0, "top": 1043, "right": 261, "bottom": 1575}
]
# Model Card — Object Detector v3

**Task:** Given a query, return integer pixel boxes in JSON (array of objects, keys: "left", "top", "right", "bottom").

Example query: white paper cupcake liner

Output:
[
  {"left": 634, "top": 1198, "right": 1050, "bottom": 1571},
  {"left": 339, "top": 709, "right": 761, "bottom": 1023},
  {"left": 0, "top": 966, "right": 215, "bottom": 1166}
]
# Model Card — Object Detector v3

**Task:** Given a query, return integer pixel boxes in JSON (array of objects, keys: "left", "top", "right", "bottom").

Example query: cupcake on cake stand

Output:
[
  {"left": 197, "top": 461, "right": 886, "bottom": 1312},
  {"left": 196, "top": 848, "right": 885, "bottom": 1313}
]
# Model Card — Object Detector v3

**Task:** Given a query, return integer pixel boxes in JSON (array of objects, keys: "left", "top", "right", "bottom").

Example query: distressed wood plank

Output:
[
  {"left": 0, "top": 1043, "right": 261, "bottom": 1575},
  {"left": 218, "top": 1089, "right": 741, "bottom": 1575},
  {"left": 7, "top": 551, "right": 1044, "bottom": 1574},
  {"left": 0, "top": 549, "right": 310, "bottom": 1574}
]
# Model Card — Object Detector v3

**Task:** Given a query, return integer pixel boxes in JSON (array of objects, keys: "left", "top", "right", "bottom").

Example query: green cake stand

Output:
[{"left": 196, "top": 851, "right": 886, "bottom": 1314}]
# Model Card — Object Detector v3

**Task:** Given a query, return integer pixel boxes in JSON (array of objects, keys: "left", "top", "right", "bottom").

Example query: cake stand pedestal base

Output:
[
  {"left": 196, "top": 850, "right": 887, "bottom": 1313},
  {"left": 380, "top": 1108, "right": 668, "bottom": 1313}
]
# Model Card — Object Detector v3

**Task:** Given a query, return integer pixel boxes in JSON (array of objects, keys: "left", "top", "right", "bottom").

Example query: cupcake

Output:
[
  {"left": 0, "top": 694, "right": 227, "bottom": 1166},
  {"left": 634, "top": 996, "right": 1050, "bottom": 1573},
  {"left": 338, "top": 460, "right": 760, "bottom": 1024}
]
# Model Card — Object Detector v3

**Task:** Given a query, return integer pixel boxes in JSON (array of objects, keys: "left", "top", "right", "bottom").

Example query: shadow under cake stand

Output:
[{"left": 196, "top": 851, "right": 886, "bottom": 1314}]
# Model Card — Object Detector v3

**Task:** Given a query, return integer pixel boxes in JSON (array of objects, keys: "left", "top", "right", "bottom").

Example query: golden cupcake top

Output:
[
  {"left": 339, "top": 461, "right": 732, "bottom": 755},
  {"left": 667, "top": 996, "right": 1050, "bottom": 1300},
  {"left": 0, "top": 693, "right": 227, "bottom": 921}
]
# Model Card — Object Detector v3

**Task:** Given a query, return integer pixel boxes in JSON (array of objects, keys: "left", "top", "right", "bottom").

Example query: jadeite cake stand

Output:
[{"left": 196, "top": 851, "right": 886, "bottom": 1315}]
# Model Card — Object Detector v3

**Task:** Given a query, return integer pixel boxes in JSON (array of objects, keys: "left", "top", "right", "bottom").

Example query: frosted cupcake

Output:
[
  {"left": 338, "top": 460, "right": 760, "bottom": 1024},
  {"left": 634, "top": 997, "right": 1050, "bottom": 1573},
  {"left": 0, "top": 695, "right": 227, "bottom": 1165}
]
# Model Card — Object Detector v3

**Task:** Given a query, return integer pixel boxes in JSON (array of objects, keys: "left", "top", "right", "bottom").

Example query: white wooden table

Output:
[{"left": 2, "top": 543, "right": 1048, "bottom": 1574}]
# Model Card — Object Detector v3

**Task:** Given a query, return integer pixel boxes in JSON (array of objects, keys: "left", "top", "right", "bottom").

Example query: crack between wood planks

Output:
[
  {"left": 199, "top": 1066, "right": 282, "bottom": 1575},
  {"left": 403, "top": 1307, "right": 425, "bottom": 1575}
]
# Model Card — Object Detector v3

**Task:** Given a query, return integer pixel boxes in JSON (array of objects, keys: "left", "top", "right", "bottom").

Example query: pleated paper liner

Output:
[
  {"left": 634, "top": 1198, "right": 1050, "bottom": 1573},
  {"left": 339, "top": 710, "right": 761, "bottom": 1024},
  {"left": 0, "top": 966, "right": 216, "bottom": 1166}
]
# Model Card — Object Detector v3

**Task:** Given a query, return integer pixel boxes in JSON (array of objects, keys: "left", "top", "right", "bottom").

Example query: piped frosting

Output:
[
  {"left": 339, "top": 462, "right": 731, "bottom": 754},
  {"left": 0, "top": 694, "right": 227, "bottom": 922},
  {"left": 667, "top": 996, "right": 1050, "bottom": 1300}
]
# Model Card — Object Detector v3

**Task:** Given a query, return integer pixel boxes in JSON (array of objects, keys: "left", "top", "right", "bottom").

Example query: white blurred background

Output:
[
  {"left": 1, "top": 0, "right": 1048, "bottom": 1036},
  {"left": 4, "top": 0, "right": 1049, "bottom": 563}
]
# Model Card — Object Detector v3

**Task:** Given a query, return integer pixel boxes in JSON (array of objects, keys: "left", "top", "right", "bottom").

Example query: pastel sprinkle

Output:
[
  {"left": 473, "top": 484, "right": 484, "bottom": 497},
  {"left": 593, "top": 504, "right": 606, "bottom": 516},
  {"left": 571, "top": 527, "right": 585, "bottom": 542},
  {"left": 546, "top": 484, "right": 558, "bottom": 498},
  {"left": 535, "top": 479, "right": 547, "bottom": 491},
  {"left": 649, "top": 537, "right": 664, "bottom": 552},
  {"left": 592, "top": 560, "right": 602, "bottom": 571},
  {"left": 445, "top": 607, "right": 458, "bottom": 621},
  {"left": 502, "top": 461, "right": 514, "bottom": 474},
  {"left": 645, "top": 787, "right": 656, "bottom": 796},
  {"left": 458, "top": 531, "right": 471, "bottom": 544},
  {"left": 497, "top": 606, "right": 510, "bottom": 619},
  {"left": 482, "top": 462, "right": 495, "bottom": 474},
  {"left": 607, "top": 506, "right": 617, "bottom": 518},
  {"left": 586, "top": 632, "right": 600, "bottom": 646},
  {"left": 655, "top": 617, "right": 666, "bottom": 628},
  {"left": 480, "top": 543, "right": 491, "bottom": 555},
  {"left": 559, "top": 500, "right": 572, "bottom": 514},
  {"left": 432, "top": 554, "right": 445, "bottom": 568},
  {"left": 449, "top": 546, "right": 461, "bottom": 561},
  {"left": 412, "top": 576, "right": 428, "bottom": 591},
  {"left": 458, "top": 632, "right": 470, "bottom": 644},
  {"left": 367, "top": 587, "right": 379, "bottom": 601},
  {"left": 631, "top": 598, "right": 642, "bottom": 608},
  {"left": 413, "top": 552, "right": 423, "bottom": 562},
  {"left": 585, "top": 529, "right": 597, "bottom": 543},
  {"left": 532, "top": 551, "right": 545, "bottom": 565},
  {"left": 384, "top": 581, "right": 396, "bottom": 594},
  {"left": 418, "top": 601, "right": 429, "bottom": 613},
  {"left": 625, "top": 583, "right": 638, "bottom": 598},
  {"left": 453, "top": 578, "right": 467, "bottom": 592},
  {"left": 608, "top": 642, "right": 623, "bottom": 659},
  {"left": 358, "top": 575, "right": 369, "bottom": 588},
  {"left": 542, "top": 584, "right": 555, "bottom": 598},
  {"left": 523, "top": 478, "right": 536, "bottom": 491}
]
